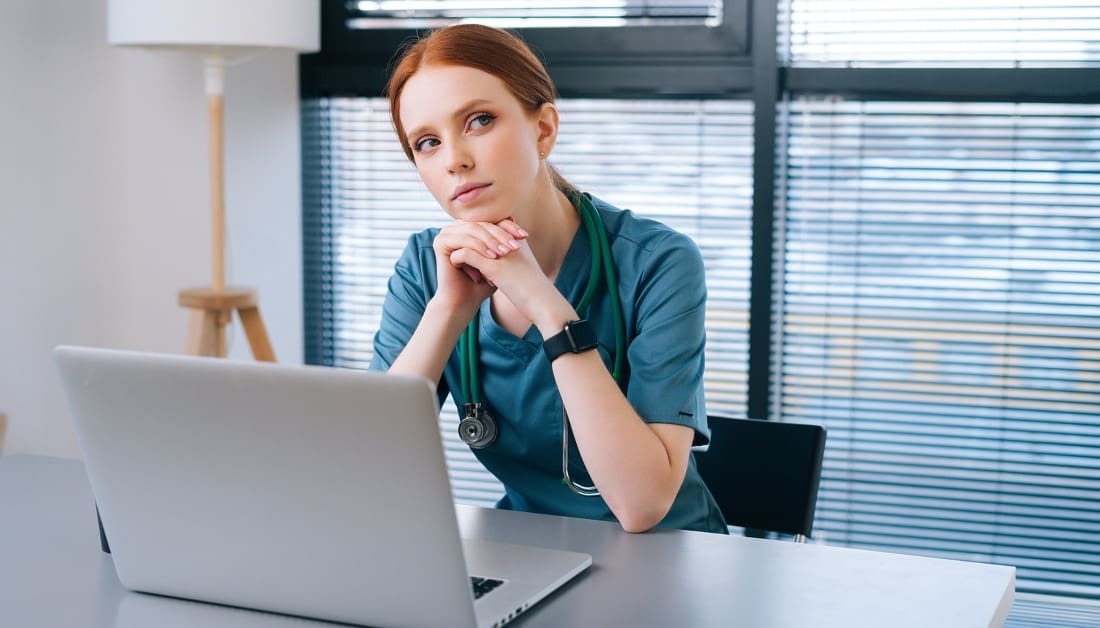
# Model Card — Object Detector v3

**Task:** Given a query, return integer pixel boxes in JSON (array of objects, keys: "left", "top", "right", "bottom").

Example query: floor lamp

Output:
[{"left": 108, "top": 0, "right": 319, "bottom": 361}]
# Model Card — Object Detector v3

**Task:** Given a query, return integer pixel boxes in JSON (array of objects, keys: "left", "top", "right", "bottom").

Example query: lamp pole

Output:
[{"left": 204, "top": 52, "right": 227, "bottom": 294}]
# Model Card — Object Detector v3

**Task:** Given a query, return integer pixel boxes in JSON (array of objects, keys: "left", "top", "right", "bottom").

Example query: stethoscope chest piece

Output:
[{"left": 459, "top": 402, "right": 498, "bottom": 449}]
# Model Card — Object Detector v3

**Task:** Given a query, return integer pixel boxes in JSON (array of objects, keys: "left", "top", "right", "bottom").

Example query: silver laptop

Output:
[{"left": 55, "top": 345, "right": 591, "bottom": 628}]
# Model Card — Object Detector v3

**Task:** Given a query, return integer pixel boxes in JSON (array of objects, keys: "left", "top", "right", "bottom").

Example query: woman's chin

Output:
[{"left": 447, "top": 205, "right": 508, "bottom": 224}]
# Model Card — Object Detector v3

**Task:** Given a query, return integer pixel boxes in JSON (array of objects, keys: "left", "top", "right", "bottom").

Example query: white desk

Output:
[{"left": 0, "top": 455, "right": 1015, "bottom": 627}]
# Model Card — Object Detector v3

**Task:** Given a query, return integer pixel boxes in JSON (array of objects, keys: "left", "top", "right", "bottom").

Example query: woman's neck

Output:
[{"left": 521, "top": 182, "right": 581, "bottom": 280}]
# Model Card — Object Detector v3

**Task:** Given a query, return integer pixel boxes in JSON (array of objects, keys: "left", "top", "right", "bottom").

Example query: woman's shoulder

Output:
[
  {"left": 589, "top": 194, "right": 700, "bottom": 257},
  {"left": 396, "top": 227, "right": 440, "bottom": 263},
  {"left": 390, "top": 227, "right": 442, "bottom": 287},
  {"left": 405, "top": 226, "right": 440, "bottom": 248}
]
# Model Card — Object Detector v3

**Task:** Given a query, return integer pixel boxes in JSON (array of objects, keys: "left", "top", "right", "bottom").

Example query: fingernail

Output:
[
  {"left": 508, "top": 240, "right": 520, "bottom": 250},
  {"left": 486, "top": 249, "right": 497, "bottom": 258},
  {"left": 516, "top": 228, "right": 529, "bottom": 237},
  {"left": 497, "top": 244, "right": 510, "bottom": 254}
]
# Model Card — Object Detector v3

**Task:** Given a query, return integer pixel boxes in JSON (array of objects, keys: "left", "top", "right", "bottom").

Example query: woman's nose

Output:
[{"left": 446, "top": 141, "right": 473, "bottom": 173}]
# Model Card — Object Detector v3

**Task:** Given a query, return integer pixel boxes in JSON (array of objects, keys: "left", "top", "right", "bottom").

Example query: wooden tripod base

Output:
[{"left": 179, "top": 287, "right": 275, "bottom": 361}]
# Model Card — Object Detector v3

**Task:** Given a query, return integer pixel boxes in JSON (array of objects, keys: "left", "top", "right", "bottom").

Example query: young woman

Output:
[{"left": 370, "top": 23, "right": 727, "bottom": 534}]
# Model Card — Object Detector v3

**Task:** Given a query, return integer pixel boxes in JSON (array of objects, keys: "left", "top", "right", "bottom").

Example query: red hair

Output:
[{"left": 386, "top": 24, "right": 557, "bottom": 162}]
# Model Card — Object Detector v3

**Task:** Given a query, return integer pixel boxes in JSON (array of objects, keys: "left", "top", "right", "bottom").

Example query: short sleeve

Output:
[
  {"left": 367, "top": 231, "right": 452, "bottom": 402},
  {"left": 623, "top": 230, "right": 709, "bottom": 446}
]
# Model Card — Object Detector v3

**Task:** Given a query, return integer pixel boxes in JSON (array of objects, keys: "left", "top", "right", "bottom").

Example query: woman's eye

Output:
[
  {"left": 414, "top": 137, "right": 440, "bottom": 153},
  {"left": 468, "top": 113, "right": 495, "bottom": 131}
]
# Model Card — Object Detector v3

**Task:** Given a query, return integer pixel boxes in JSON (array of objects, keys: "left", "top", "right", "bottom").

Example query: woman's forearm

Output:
[
  {"left": 551, "top": 350, "right": 693, "bottom": 532},
  {"left": 388, "top": 298, "right": 473, "bottom": 385}
]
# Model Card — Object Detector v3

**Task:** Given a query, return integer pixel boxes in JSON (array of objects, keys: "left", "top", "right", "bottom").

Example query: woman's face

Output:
[{"left": 398, "top": 64, "right": 548, "bottom": 223}]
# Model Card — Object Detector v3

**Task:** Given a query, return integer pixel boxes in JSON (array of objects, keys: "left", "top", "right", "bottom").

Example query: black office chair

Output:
[{"left": 694, "top": 415, "right": 826, "bottom": 542}]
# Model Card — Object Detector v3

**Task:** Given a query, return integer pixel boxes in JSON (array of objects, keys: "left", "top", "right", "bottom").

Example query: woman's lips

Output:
[{"left": 452, "top": 183, "right": 490, "bottom": 205}]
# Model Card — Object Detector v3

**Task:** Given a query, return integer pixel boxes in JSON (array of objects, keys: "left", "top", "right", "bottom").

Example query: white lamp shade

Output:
[{"left": 108, "top": 0, "right": 320, "bottom": 53}]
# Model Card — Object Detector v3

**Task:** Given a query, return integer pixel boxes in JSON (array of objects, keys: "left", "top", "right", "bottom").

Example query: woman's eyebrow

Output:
[{"left": 405, "top": 98, "right": 495, "bottom": 144}]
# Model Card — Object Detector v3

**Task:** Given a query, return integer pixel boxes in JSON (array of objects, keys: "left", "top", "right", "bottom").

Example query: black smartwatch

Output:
[{"left": 543, "top": 319, "right": 598, "bottom": 363}]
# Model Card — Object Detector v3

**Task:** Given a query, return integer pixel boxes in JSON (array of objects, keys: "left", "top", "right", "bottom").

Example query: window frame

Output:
[{"left": 300, "top": 0, "right": 752, "bottom": 99}]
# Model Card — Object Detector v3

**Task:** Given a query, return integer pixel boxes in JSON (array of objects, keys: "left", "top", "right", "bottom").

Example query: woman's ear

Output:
[{"left": 534, "top": 102, "right": 560, "bottom": 157}]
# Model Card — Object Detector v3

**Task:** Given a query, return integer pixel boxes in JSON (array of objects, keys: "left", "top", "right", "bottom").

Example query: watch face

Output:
[
  {"left": 566, "top": 320, "right": 598, "bottom": 352},
  {"left": 545, "top": 319, "right": 599, "bottom": 362}
]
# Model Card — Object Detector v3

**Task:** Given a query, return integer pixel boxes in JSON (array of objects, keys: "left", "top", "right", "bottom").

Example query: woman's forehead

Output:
[{"left": 400, "top": 64, "right": 518, "bottom": 122}]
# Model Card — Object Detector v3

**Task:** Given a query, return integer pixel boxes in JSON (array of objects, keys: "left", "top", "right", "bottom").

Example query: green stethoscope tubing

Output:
[{"left": 458, "top": 192, "right": 626, "bottom": 496}]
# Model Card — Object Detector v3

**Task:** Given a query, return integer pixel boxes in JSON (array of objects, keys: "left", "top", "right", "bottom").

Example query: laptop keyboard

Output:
[{"left": 471, "top": 576, "right": 504, "bottom": 599}]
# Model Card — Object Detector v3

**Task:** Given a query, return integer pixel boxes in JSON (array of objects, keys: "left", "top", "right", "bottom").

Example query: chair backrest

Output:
[{"left": 694, "top": 415, "right": 826, "bottom": 539}]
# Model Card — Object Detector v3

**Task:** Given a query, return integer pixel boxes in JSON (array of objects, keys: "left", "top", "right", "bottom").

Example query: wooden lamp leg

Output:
[
  {"left": 180, "top": 288, "right": 276, "bottom": 362},
  {"left": 237, "top": 306, "right": 275, "bottom": 361},
  {"left": 186, "top": 309, "right": 220, "bottom": 356}
]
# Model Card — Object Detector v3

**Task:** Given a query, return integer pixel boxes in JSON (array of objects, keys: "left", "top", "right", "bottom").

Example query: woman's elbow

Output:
[
  {"left": 615, "top": 501, "right": 673, "bottom": 533},
  {"left": 619, "top": 518, "right": 658, "bottom": 534},
  {"left": 610, "top": 475, "right": 685, "bottom": 533}
]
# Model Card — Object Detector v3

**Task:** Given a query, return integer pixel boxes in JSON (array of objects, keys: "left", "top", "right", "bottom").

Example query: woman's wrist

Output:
[
  {"left": 532, "top": 295, "right": 580, "bottom": 339},
  {"left": 424, "top": 295, "right": 481, "bottom": 339}
]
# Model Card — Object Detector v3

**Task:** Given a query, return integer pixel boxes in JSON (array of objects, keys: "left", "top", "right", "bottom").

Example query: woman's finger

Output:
[
  {"left": 478, "top": 222, "right": 522, "bottom": 255},
  {"left": 462, "top": 266, "right": 483, "bottom": 283},
  {"left": 438, "top": 221, "right": 523, "bottom": 258},
  {"left": 495, "top": 218, "right": 529, "bottom": 240},
  {"left": 435, "top": 228, "right": 502, "bottom": 259},
  {"left": 450, "top": 249, "right": 487, "bottom": 282}
]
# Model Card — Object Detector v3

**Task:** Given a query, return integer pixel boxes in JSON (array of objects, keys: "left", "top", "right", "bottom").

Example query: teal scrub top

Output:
[{"left": 370, "top": 195, "right": 728, "bottom": 534}]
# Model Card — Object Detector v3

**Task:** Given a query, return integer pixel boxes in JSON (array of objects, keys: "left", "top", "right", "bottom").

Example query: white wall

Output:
[{"left": 0, "top": 1, "right": 304, "bottom": 458}]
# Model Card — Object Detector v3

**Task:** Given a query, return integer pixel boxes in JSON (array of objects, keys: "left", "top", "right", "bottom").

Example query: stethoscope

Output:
[{"left": 457, "top": 192, "right": 626, "bottom": 497}]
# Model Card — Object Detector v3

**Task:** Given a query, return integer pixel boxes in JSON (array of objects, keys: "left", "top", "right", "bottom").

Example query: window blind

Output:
[
  {"left": 778, "top": 98, "right": 1100, "bottom": 597},
  {"left": 302, "top": 97, "right": 753, "bottom": 506},
  {"left": 1005, "top": 596, "right": 1100, "bottom": 628},
  {"left": 345, "top": 1, "right": 724, "bottom": 29},
  {"left": 779, "top": 0, "right": 1100, "bottom": 67}
]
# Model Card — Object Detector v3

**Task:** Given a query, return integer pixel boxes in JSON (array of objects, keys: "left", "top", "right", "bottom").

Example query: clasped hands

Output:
[{"left": 431, "top": 218, "right": 556, "bottom": 320}]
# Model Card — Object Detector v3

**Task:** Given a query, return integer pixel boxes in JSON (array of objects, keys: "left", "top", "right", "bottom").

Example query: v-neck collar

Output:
[{"left": 477, "top": 215, "right": 593, "bottom": 359}]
